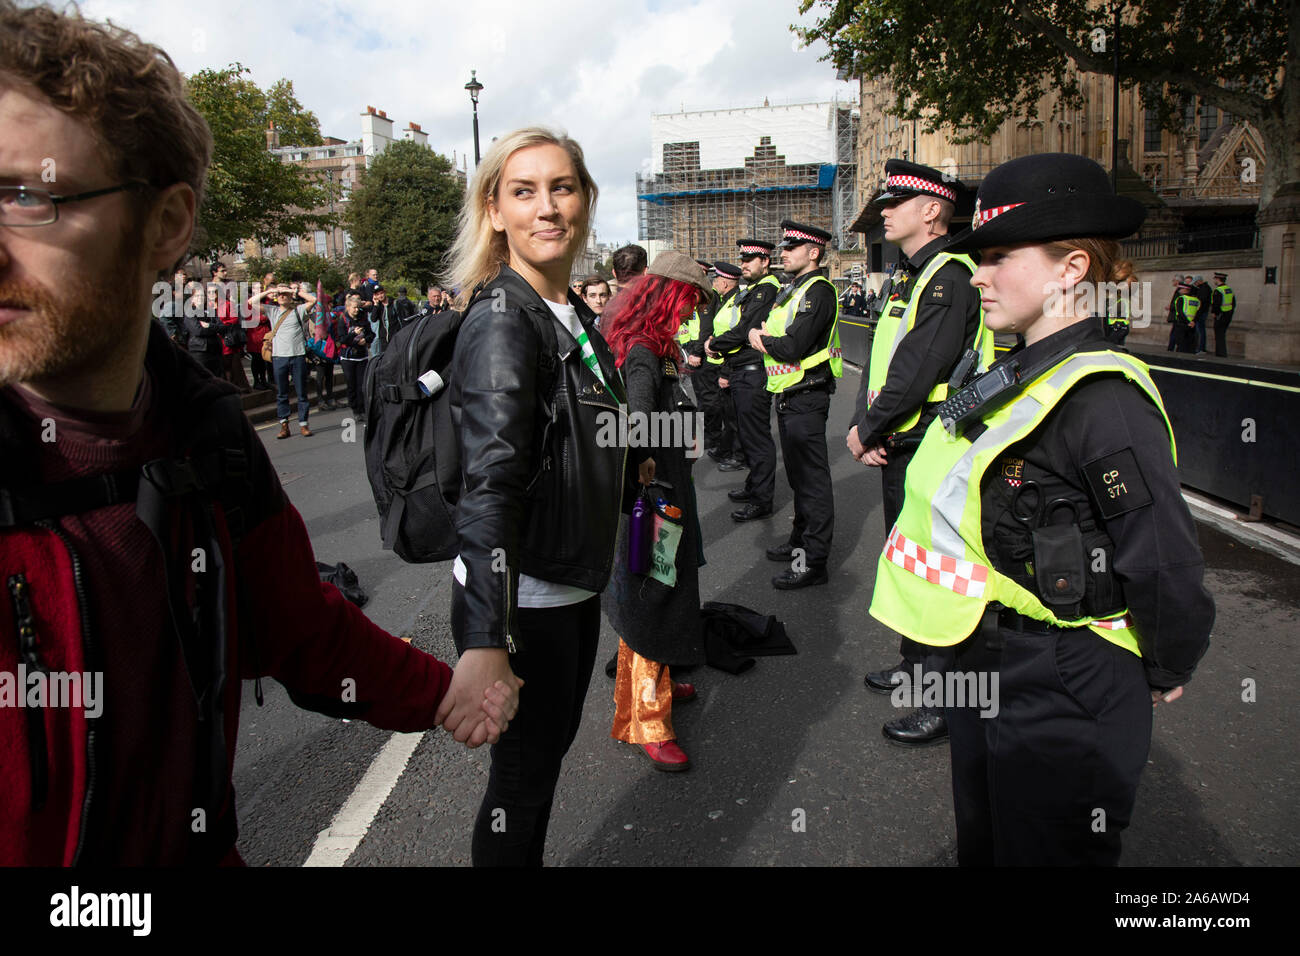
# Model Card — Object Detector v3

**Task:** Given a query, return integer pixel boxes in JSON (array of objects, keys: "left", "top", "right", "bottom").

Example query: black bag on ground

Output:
[
  {"left": 316, "top": 561, "right": 368, "bottom": 607},
  {"left": 362, "top": 274, "right": 558, "bottom": 563}
]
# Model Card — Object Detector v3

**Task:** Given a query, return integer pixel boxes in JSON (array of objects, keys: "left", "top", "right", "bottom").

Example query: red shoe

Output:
[
  {"left": 672, "top": 681, "right": 697, "bottom": 702},
  {"left": 641, "top": 740, "right": 691, "bottom": 772}
]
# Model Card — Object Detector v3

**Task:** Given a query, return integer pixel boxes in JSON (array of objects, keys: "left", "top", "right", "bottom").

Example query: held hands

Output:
[
  {"left": 686, "top": 354, "right": 702, "bottom": 367},
  {"left": 434, "top": 648, "right": 523, "bottom": 748},
  {"left": 639, "top": 457, "right": 656, "bottom": 486},
  {"left": 1151, "top": 686, "right": 1183, "bottom": 708},
  {"left": 748, "top": 323, "right": 769, "bottom": 354},
  {"left": 861, "top": 443, "right": 889, "bottom": 467}
]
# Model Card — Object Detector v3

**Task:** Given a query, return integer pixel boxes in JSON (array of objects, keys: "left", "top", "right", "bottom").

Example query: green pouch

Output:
[{"left": 648, "top": 514, "right": 683, "bottom": 587}]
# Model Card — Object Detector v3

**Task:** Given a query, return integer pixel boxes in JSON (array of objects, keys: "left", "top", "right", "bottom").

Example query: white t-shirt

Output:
[{"left": 452, "top": 297, "right": 599, "bottom": 609}]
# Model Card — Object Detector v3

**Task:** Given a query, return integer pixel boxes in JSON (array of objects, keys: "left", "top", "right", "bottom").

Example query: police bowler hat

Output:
[{"left": 947, "top": 153, "right": 1145, "bottom": 254}]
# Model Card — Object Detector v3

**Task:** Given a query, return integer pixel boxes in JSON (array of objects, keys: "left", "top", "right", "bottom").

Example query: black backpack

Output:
[{"left": 362, "top": 273, "right": 559, "bottom": 563}]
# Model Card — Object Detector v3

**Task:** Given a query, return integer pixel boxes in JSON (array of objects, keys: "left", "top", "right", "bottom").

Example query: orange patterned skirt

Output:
[{"left": 611, "top": 638, "right": 675, "bottom": 744}]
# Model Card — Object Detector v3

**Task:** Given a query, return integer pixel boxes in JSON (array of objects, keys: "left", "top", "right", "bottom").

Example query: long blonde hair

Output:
[{"left": 445, "top": 127, "right": 598, "bottom": 308}]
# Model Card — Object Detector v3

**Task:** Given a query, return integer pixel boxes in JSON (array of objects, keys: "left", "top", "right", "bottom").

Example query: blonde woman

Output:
[{"left": 434, "top": 128, "right": 627, "bottom": 866}]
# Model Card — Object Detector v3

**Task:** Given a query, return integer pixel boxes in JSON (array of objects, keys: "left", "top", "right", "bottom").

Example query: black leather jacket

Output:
[{"left": 449, "top": 266, "right": 628, "bottom": 650}]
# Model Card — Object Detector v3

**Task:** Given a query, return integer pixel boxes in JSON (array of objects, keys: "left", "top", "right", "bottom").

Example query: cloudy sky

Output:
[{"left": 80, "top": 0, "right": 857, "bottom": 244}]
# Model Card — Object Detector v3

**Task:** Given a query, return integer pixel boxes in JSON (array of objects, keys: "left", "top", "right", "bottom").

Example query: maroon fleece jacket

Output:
[{"left": 0, "top": 325, "right": 452, "bottom": 865}]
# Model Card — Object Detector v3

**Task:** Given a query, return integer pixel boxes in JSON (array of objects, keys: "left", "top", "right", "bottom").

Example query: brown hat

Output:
[{"left": 648, "top": 251, "right": 711, "bottom": 300}]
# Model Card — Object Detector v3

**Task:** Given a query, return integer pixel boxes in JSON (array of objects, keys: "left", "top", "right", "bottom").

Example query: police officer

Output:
[
  {"left": 709, "top": 239, "right": 783, "bottom": 517},
  {"left": 748, "top": 221, "right": 841, "bottom": 588},
  {"left": 1170, "top": 281, "right": 1200, "bottom": 353},
  {"left": 685, "top": 263, "right": 733, "bottom": 463},
  {"left": 868, "top": 153, "right": 1212, "bottom": 865},
  {"left": 851, "top": 159, "right": 991, "bottom": 745},
  {"left": 1211, "top": 271, "right": 1235, "bottom": 357},
  {"left": 706, "top": 261, "right": 746, "bottom": 468},
  {"left": 1104, "top": 284, "right": 1132, "bottom": 346}
]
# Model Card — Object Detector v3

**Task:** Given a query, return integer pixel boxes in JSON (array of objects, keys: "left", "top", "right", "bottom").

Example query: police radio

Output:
[{"left": 936, "top": 344, "right": 1079, "bottom": 438}]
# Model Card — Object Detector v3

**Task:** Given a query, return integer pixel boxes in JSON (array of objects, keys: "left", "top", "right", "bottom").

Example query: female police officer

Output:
[{"left": 869, "top": 153, "right": 1213, "bottom": 866}]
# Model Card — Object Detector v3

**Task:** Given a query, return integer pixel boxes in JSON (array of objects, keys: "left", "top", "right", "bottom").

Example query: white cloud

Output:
[{"left": 81, "top": 0, "right": 855, "bottom": 244}]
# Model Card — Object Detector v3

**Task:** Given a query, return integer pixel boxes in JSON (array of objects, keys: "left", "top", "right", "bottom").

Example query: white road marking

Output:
[
  {"left": 302, "top": 582, "right": 445, "bottom": 866},
  {"left": 303, "top": 730, "right": 425, "bottom": 867}
]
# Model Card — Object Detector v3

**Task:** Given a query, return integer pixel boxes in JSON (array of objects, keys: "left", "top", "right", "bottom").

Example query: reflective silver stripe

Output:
[{"left": 928, "top": 352, "right": 1156, "bottom": 558}]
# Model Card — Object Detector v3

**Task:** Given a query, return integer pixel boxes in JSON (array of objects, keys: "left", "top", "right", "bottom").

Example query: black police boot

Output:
[
  {"left": 765, "top": 542, "right": 794, "bottom": 562},
  {"left": 731, "top": 503, "right": 773, "bottom": 522},
  {"left": 882, "top": 707, "right": 949, "bottom": 746},
  {"left": 771, "top": 566, "right": 828, "bottom": 589},
  {"left": 864, "top": 660, "right": 909, "bottom": 694},
  {"left": 728, "top": 488, "right": 754, "bottom": 502},
  {"left": 718, "top": 458, "right": 746, "bottom": 472}
]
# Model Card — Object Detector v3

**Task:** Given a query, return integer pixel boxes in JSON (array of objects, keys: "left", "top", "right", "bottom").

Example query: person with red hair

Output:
[{"left": 600, "top": 252, "right": 712, "bottom": 771}]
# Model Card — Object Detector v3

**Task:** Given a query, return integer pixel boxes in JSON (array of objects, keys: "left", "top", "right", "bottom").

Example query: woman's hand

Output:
[
  {"left": 638, "top": 457, "right": 656, "bottom": 486},
  {"left": 1151, "top": 686, "right": 1183, "bottom": 707}
]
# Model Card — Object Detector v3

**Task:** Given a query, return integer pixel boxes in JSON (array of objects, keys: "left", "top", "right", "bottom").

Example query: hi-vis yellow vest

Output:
[
  {"left": 1215, "top": 283, "right": 1235, "bottom": 311},
  {"left": 677, "top": 312, "right": 700, "bottom": 346},
  {"left": 869, "top": 349, "right": 1175, "bottom": 659},
  {"left": 1176, "top": 293, "right": 1201, "bottom": 324},
  {"left": 708, "top": 290, "right": 742, "bottom": 365},
  {"left": 763, "top": 274, "right": 842, "bottom": 393},
  {"left": 866, "top": 251, "right": 991, "bottom": 433}
]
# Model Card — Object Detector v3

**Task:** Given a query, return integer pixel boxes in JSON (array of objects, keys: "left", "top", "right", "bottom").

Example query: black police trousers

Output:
[
  {"left": 775, "top": 386, "right": 834, "bottom": 566},
  {"left": 945, "top": 624, "right": 1152, "bottom": 866},
  {"left": 731, "top": 367, "right": 776, "bottom": 506},
  {"left": 452, "top": 584, "right": 601, "bottom": 867},
  {"left": 693, "top": 363, "right": 736, "bottom": 455},
  {"left": 1214, "top": 311, "right": 1233, "bottom": 357}
]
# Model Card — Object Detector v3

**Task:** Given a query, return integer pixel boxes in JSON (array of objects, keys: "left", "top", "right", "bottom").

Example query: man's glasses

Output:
[{"left": 0, "top": 182, "right": 152, "bottom": 226}]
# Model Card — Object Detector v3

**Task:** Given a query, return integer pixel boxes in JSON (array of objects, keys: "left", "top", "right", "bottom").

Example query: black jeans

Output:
[
  {"left": 452, "top": 584, "right": 601, "bottom": 867},
  {"left": 342, "top": 359, "right": 367, "bottom": 417},
  {"left": 731, "top": 368, "right": 776, "bottom": 506}
]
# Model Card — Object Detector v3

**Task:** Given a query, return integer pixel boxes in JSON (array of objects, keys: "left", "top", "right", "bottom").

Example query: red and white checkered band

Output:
[
  {"left": 884, "top": 527, "right": 989, "bottom": 598},
  {"left": 886, "top": 175, "right": 956, "bottom": 202},
  {"left": 1090, "top": 614, "right": 1135, "bottom": 630},
  {"left": 782, "top": 228, "right": 826, "bottom": 244},
  {"left": 976, "top": 202, "right": 1025, "bottom": 226},
  {"left": 867, "top": 389, "right": 880, "bottom": 407},
  {"left": 765, "top": 363, "right": 801, "bottom": 376},
  {"left": 740, "top": 244, "right": 770, "bottom": 255}
]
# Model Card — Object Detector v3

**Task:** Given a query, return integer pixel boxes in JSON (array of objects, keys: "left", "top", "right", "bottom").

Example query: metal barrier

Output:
[{"left": 1132, "top": 350, "right": 1300, "bottom": 526}]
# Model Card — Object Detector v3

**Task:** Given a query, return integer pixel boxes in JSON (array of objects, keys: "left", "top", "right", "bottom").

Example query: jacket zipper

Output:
[
  {"left": 7, "top": 573, "right": 49, "bottom": 812},
  {"left": 35, "top": 521, "right": 98, "bottom": 866}
]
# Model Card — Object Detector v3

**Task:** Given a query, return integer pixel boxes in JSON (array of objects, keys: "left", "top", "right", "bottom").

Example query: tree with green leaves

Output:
[
  {"left": 185, "top": 63, "right": 337, "bottom": 258},
  {"left": 797, "top": 0, "right": 1298, "bottom": 208},
  {"left": 342, "top": 139, "right": 463, "bottom": 289}
]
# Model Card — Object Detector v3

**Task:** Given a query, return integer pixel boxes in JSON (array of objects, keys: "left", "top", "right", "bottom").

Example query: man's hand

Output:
[
  {"left": 686, "top": 353, "right": 702, "bottom": 367},
  {"left": 847, "top": 425, "right": 865, "bottom": 459},
  {"left": 704, "top": 336, "right": 719, "bottom": 358},
  {"left": 638, "top": 457, "right": 656, "bottom": 486},
  {"left": 1151, "top": 686, "right": 1183, "bottom": 708},
  {"left": 861, "top": 443, "right": 889, "bottom": 467},
  {"left": 718, "top": 377, "right": 729, "bottom": 389},
  {"left": 435, "top": 648, "right": 523, "bottom": 748},
  {"left": 747, "top": 327, "right": 768, "bottom": 354}
]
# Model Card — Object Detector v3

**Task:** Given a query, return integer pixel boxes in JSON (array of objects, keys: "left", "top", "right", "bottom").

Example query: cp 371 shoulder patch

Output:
[
  {"left": 1082, "top": 448, "right": 1153, "bottom": 518},
  {"left": 927, "top": 279, "right": 953, "bottom": 306}
]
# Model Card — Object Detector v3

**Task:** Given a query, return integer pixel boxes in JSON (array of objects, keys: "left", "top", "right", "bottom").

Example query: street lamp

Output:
[{"left": 465, "top": 70, "right": 484, "bottom": 168}]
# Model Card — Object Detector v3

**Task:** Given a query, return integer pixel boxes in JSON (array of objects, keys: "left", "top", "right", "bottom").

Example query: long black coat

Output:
[{"left": 600, "top": 345, "right": 706, "bottom": 666}]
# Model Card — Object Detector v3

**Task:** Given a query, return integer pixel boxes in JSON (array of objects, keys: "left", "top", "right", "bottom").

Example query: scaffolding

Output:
[{"left": 637, "top": 99, "right": 859, "bottom": 264}]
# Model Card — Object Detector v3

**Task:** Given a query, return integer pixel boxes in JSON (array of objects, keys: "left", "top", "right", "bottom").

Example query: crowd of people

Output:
[{"left": 0, "top": 0, "right": 1215, "bottom": 873}]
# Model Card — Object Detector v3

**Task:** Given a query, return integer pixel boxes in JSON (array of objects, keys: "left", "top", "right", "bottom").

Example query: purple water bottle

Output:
[{"left": 628, "top": 489, "right": 654, "bottom": 574}]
